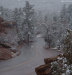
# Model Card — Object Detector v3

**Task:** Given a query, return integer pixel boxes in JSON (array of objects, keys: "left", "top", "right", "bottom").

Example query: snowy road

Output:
[{"left": 0, "top": 36, "right": 60, "bottom": 75}]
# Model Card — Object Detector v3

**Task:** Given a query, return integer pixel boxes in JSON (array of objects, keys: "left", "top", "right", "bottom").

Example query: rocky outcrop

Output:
[
  {"left": 0, "top": 47, "right": 12, "bottom": 60},
  {"left": 35, "top": 64, "right": 52, "bottom": 75},
  {"left": 44, "top": 58, "right": 57, "bottom": 64},
  {"left": 44, "top": 54, "right": 63, "bottom": 64},
  {"left": 0, "top": 17, "right": 19, "bottom": 60},
  {"left": 35, "top": 54, "right": 63, "bottom": 75},
  {"left": 0, "top": 42, "right": 21, "bottom": 60}
]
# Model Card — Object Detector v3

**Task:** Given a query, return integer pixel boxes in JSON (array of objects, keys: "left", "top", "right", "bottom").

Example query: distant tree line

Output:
[
  {"left": 43, "top": 4, "right": 72, "bottom": 48},
  {"left": 1, "top": 2, "right": 72, "bottom": 48}
]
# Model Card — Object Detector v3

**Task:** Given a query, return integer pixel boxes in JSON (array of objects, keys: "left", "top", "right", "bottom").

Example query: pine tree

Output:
[
  {"left": 13, "top": 8, "right": 24, "bottom": 42},
  {"left": 44, "top": 16, "right": 54, "bottom": 48},
  {"left": 23, "top": 1, "right": 35, "bottom": 43}
]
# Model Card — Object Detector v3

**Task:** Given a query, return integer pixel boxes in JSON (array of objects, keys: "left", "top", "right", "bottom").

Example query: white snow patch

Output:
[
  {"left": 66, "top": 69, "right": 70, "bottom": 75},
  {"left": 51, "top": 47, "right": 57, "bottom": 49},
  {"left": 37, "top": 34, "right": 42, "bottom": 38},
  {"left": 62, "top": 73, "right": 65, "bottom": 75}
]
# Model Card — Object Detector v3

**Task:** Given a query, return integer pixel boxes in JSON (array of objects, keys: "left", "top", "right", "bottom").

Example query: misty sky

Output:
[{"left": 0, "top": 0, "right": 69, "bottom": 13}]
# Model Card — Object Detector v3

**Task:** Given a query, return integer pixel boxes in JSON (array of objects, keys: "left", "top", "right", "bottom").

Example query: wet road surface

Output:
[{"left": 0, "top": 36, "right": 60, "bottom": 75}]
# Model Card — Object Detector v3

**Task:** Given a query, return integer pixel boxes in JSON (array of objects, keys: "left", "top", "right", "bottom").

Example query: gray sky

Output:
[{"left": 0, "top": 0, "right": 67, "bottom": 13}]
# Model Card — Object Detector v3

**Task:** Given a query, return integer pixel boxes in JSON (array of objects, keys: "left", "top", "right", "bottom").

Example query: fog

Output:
[{"left": 0, "top": 0, "right": 65, "bottom": 13}]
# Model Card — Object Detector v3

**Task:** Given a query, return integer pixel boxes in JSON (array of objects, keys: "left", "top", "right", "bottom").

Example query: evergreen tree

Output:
[
  {"left": 44, "top": 16, "right": 55, "bottom": 48},
  {"left": 13, "top": 8, "right": 23, "bottom": 41},
  {"left": 23, "top": 1, "right": 35, "bottom": 43}
]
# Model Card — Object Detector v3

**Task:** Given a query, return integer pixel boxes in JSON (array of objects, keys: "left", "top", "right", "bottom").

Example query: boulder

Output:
[
  {"left": 35, "top": 54, "right": 63, "bottom": 75},
  {"left": 44, "top": 57, "right": 57, "bottom": 64},
  {"left": 35, "top": 64, "right": 52, "bottom": 75},
  {"left": 44, "top": 54, "right": 63, "bottom": 64},
  {"left": 0, "top": 17, "right": 4, "bottom": 23},
  {"left": 0, "top": 47, "right": 12, "bottom": 60}
]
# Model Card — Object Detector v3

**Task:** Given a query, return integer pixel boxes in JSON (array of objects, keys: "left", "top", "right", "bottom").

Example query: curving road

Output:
[{"left": 0, "top": 35, "right": 60, "bottom": 75}]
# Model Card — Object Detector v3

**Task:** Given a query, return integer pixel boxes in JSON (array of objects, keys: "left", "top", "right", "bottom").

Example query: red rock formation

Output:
[
  {"left": 0, "top": 17, "right": 17, "bottom": 60},
  {"left": 0, "top": 47, "right": 12, "bottom": 60},
  {"left": 35, "top": 64, "right": 52, "bottom": 75},
  {"left": 35, "top": 54, "right": 63, "bottom": 75},
  {"left": 44, "top": 57, "right": 57, "bottom": 64},
  {"left": 44, "top": 54, "right": 63, "bottom": 64},
  {"left": 0, "top": 17, "right": 16, "bottom": 33}
]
